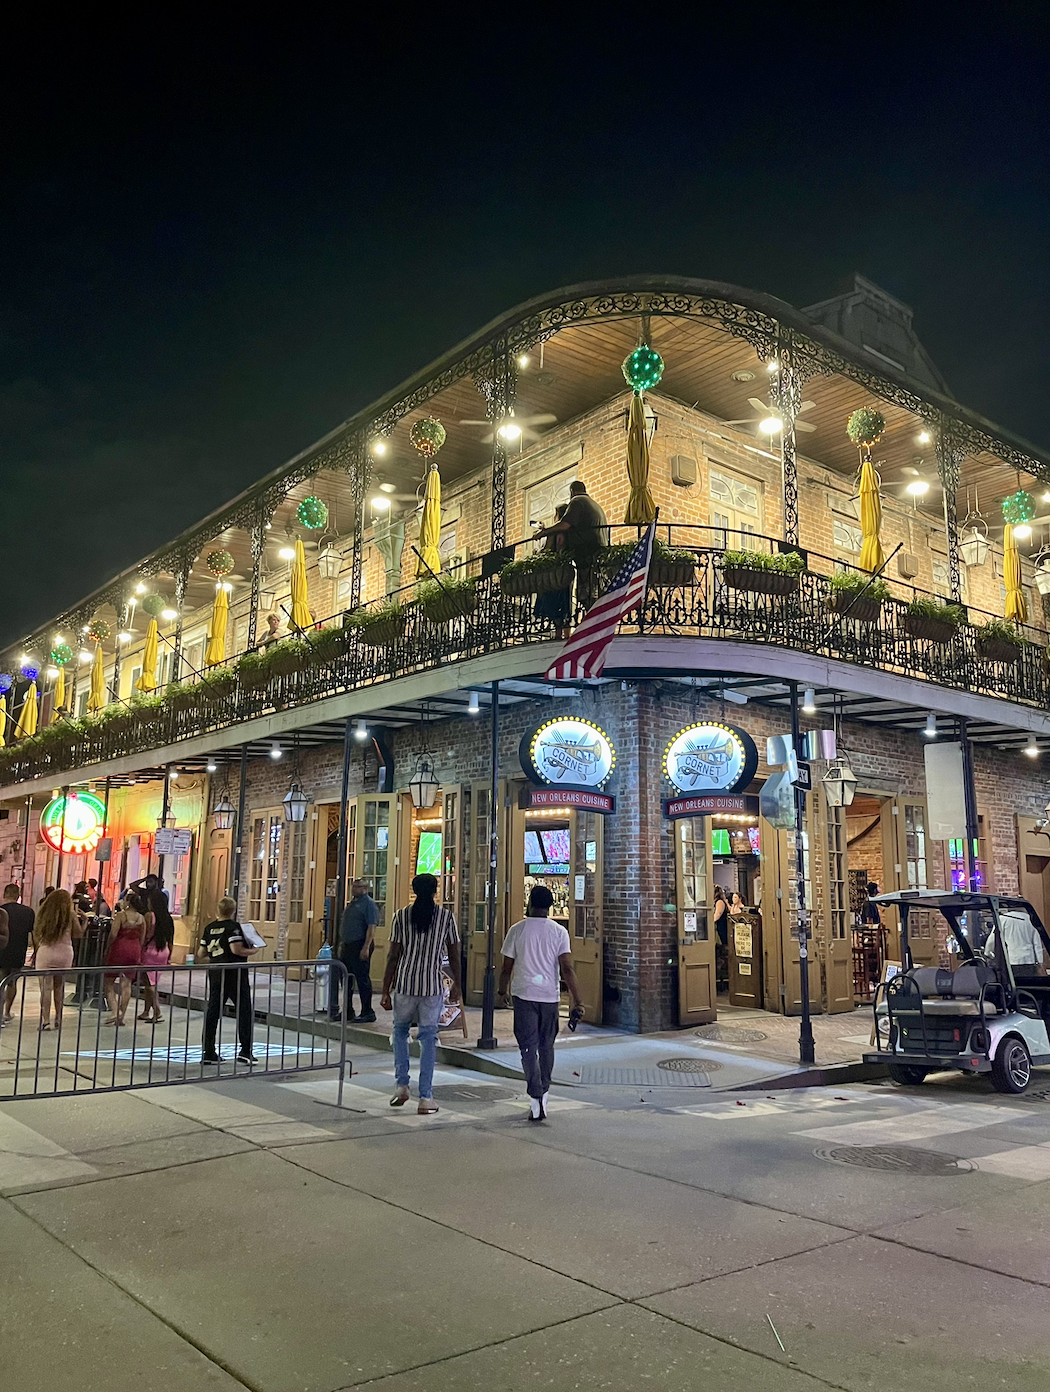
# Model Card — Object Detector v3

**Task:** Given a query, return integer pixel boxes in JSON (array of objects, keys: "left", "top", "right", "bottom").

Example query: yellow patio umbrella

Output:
[
  {"left": 136, "top": 619, "right": 159, "bottom": 692},
  {"left": 50, "top": 666, "right": 65, "bottom": 723},
  {"left": 0, "top": 694, "right": 8, "bottom": 748},
  {"left": 1004, "top": 523, "right": 1028, "bottom": 623},
  {"left": 205, "top": 584, "right": 229, "bottom": 666},
  {"left": 858, "top": 458, "right": 885, "bottom": 572},
  {"left": 416, "top": 464, "right": 442, "bottom": 578},
  {"left": 290, "top": 537, "right": 314, "bottom": 630},
  {"left": 87, "top": 643, "right": 106, "bottom": 713},
  {"left": 16, "top": 683, "right": 38, "bottom": 738},
  {"left": 623, "top": 391, "right": 656, "bottom": 524}
]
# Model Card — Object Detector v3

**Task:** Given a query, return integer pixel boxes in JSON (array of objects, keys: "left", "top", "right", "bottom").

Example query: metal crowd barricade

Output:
[{"left": 0, "top": 959, "right": 349, "bottom": 1103}]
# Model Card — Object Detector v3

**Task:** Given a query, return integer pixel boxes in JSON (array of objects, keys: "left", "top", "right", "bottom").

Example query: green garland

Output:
[
  {"left": 846, "top": 408, "right": 885, "bottom": 448},
  {"left": 1002, "top": 490, "right": 1035, "bottom": 525},
  {"left": 296, "top": 496, "right": 329, "bottom": 530},
  {"left": 410, "top": 417, "right": 446, "bottom": 457},
  {"left": 621, "top": 345, "right": 664, "bottom": 393}
]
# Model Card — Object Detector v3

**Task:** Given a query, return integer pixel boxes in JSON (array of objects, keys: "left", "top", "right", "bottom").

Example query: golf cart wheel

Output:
[
  {"left": 991, "top": 1036, "right": 1032, "bottom": 1094},
  {"left": 888, "top": 1062, "right": 929, "bottom": 1086}
]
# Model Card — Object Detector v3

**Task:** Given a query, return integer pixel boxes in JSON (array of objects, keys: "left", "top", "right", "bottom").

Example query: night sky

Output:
[{"left": 4, "top": 12, "right": 1048, "bottom": 646}]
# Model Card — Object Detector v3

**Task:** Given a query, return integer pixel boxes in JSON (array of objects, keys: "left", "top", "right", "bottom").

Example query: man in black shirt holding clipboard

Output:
[{"left": 200, "top": 897, "right": 259, "bottom": 1064}]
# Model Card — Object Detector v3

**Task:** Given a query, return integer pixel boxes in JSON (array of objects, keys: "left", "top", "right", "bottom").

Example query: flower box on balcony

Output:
[
  {"left": 718, "top": 548, "right": 804, "bottom": 597},
  {"left": 604, "top": 540, "right": 697, "bottom": 588},
  {"left": 198, "top": 670, "right": 236, "bottom": 702},
  {"left": 306, "top": 626, "right": 349, "bottom": 665},
  {"left": 650, "top": 558, "right": 697, "bottom": 587},
  {"left": 975, "top": 621, "right": 1022, "bottom": 665},
  {"left": 825, "top": 573, "right": 890, "bottom": 624},
  {"left": 267, "top": 640, "right": 309, "bottom": 677},
  {"left": 499, "top": 550, "right": 574, "bottom": 597},
  {"left": 164, "top": 683, "right": 199, "bottom": 713},
  {"left": 902, "top": 599, "right": 964, "bottom": 646},
  {"left": 417, "top": 577, "right": 478, "bottom": 624},
  {"left": 345, "top": 602, "right": 408, "bottom": 648},
  {"left": 236, "top": 652, "right": 272, "bottom": 691}
]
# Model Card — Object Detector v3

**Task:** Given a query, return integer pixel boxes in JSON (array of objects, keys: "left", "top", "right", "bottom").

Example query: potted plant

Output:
[
  {"left": 974, "top": 618, "right": 1023, "bottom": 664},
  {"left": 236, "top": 650, "right": 271, "bottom": 691},
  {"left": 267, "top": 638, "right": 309, "bottom": 677},
  {"left": 902, "top": 596, "right": 965, "bottom": 645},
  {"left": 826, "top": 571, "right": 891, "bottom": 624},
  {"left": 417, "top": 575, "right": 478, "bottom": 623},
  {"left": 498, "top": 548, "right": 575, "bottom": 597},
  {"left": 198, "top": 669, "right": 236, "bottom": 702},
  {"left": 603, "top": 539, "right": 697, "bottom": 587},
  {"left": 345, "top": 600, "right": 408, "bottom": 647},
  {"left": 164, "top": 681, "right": 199, "bottom": 713},
  {"left": 718, "top": 548, "right": 804, "bottom": 596},
  {"left": 306, "top": 626, "right": 349, "bottom": 664}
]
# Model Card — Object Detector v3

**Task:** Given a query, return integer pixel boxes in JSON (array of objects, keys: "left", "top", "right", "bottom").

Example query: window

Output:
[
  {"left": 287, "top": 820, "right": 307, "bottom": 923},
  {"left": 904, "top": 804, "right": 928, "bottom": 890},
  {"left": 709, "top": 469, "right": 762, "bottom": 551},
  {"left": 248, "top": 814, "right": 283, "bottom": 922},
  {"left": 473, "top": 788, "right": 490, "bottom": 935},
  {"left": 525, "top": 467, "right": 577, "bottom": 533},
  {"left": 825, "top": 804, "right": 848, "bottom": 940},
  {"left": 351, "top": 800, "right": 390, "bottom": 925},
  {"left": 441, "top": 790, "right": 458, "bottom": 917},
  {"left": 77, "top": 690, "right": 89, "bottom": 718},
  {"left": 678, "top": 818, "right": 709, "bottom": 939},
  {"left": 932, "top": 554, "right": 967, "bottom": 601},
  {"left": 947, "top": 816, "right": 988, "bottom": 891},
  {"left": 833, "top": 520, "right": 862, "bottom": 554}
]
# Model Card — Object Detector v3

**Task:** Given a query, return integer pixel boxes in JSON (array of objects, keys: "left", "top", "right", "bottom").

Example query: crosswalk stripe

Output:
[
  {"left": 974, "top": 1145, "right": 1050, "bottom": 1180},
  {"left": 796, "top": 1102, "right": 1021, "bottom": 1145},
  {"left": 139, "top": 1085, "right": 333, "bottom": 1142},
  {"left": 0, "top": 1109, "right": 97, "bottom": 1189}
]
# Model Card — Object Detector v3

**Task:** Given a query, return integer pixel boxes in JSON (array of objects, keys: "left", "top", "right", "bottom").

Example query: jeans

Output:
[
  {"left": 204, "top": 967, "right": 255, "bottom": 1057},
  {"left": 392, "top": 993, "right": 442, "bottom": 1099},
  {"left": 329, "top": 944, "right": 373, "bottom": 1019},
  {"left": 512, "top": 997, "right": 560, "bottom": 1099}
]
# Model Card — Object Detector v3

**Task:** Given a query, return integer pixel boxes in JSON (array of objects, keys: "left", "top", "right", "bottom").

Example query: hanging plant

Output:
[
  {"left": 409, "top": 417, "right": 446, "bottom": 458},
  {"left": 205, "top": 548, "right": 235, "bottom": 577},
  {"left": 846, "top": 408, "right": 886, "bottom": 448},
  {"left": 141, "top": 593, "right": 167, "bottom": 618},
  {"left": 296, "top": 496, "right": 329, "bottom": 530},
  {"left": 1002, "top": 490, "right": 1036, "bottom": 525},
  {"left": 86, "top": 617, "right": 111, "bottom": 643},
  {"left": 49, "top": 643, "right": 73, "bottom": 667},
  {"left": 621, "top": 345, "right": 664, "bottom": 394}
]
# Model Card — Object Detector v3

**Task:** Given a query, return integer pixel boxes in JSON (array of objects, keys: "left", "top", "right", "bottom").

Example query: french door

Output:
[{"left": 674, "top": 816, "right": 717, "bottom": 1025}]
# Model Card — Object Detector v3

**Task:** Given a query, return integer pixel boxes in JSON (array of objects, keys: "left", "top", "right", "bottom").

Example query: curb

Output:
[{"left": 733, "top": 1059, "right": 890, "bottom": 1090}]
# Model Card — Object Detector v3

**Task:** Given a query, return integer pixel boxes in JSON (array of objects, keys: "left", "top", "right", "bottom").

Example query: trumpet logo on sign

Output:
[
  {"left": 521, "top": 718, "right": 616, "bottom": 789},
  {"left": 663, "top": 722, "right": 758, "bottom": 795}
]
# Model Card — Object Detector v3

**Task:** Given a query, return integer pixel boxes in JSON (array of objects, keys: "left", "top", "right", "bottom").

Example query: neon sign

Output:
[{"left": 39, "top": 792, "right": 106, "bottom": 855}]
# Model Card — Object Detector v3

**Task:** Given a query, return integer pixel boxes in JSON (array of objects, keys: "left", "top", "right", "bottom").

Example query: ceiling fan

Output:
[
  {"left": 723, "top": 397, "right": 818, "bottom": 436},
  {"left": 458, "top": 408, "right": 558, "bottom": 445}
]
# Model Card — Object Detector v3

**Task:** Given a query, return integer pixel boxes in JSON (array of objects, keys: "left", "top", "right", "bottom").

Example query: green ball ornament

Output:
[
  {"left": 846, "top": 408, "right": 886, "bottom": 448},
  {"left": 410, "top": 417, "right": 446, "bottom": 458},
  {"left": 86, "top": 618, "right": 111, "bottom": 644},
  {"left": 141, "top": 593, "right": 167, "bottom": 618},
  {"left": 206, "top": 548, "right": 235, "bottom": 577},
  {"left": 621, "top": 345, "right": 665, "bottom": 394},
  {"left": 1002, "top": 490, "right": 1036, "bottom": 525},
  {"left": 296, "top": 496, "right": 329, "bottom": 530},
  {"left": 49, "top": 643, "right": 73, "bottom": 667}
]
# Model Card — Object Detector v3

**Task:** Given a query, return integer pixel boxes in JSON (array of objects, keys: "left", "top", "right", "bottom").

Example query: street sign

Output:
[
  {"left": 155, "top": 827, "right": 193, "bottom": 857},
  {"left": 791, "top": 760, "right": 812, "bottom": 791},
  {"left": 95, "top": 837, "right": 112, "bottom": 863}
]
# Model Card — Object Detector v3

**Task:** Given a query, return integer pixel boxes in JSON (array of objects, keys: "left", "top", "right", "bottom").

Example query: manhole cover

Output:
[
  {"left": 430, "top": 1084, "right": 515, "bottom": 1103},
  {"left": 695, "top": 1024, "right": 768, "bottom": 1044},
  {"left": 658, "top": 1057, "right": 723, "bottom": 1073},
  {"left": 579, "top": 1066, "right": 710, "bottom": 1087},
  {"left": 814, "top": 1145, "right": 974, "bottom": 1175}
]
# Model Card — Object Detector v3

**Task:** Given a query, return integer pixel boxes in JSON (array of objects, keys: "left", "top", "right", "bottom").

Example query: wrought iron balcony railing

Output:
[{"left": 3, "top": 527, "right": 1047, "bottom": 787}]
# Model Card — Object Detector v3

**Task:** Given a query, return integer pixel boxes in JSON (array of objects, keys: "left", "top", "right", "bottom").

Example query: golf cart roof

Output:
[{"left": 872, "top": 889, "right": 1035, "bottom": 913}]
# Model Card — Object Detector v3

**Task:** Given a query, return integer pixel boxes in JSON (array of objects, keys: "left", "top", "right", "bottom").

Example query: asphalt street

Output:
[{"left": 2, "top": 1036, "right": 1049, "bottom": 1391}]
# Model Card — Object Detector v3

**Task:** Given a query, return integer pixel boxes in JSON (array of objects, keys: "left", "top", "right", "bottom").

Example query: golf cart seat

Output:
[{"left": 902, "top": 963, "right": 1002, "bottom": 1016}]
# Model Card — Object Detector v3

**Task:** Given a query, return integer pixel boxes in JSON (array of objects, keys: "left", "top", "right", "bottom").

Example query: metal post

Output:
[
  {"left": 95, "top": 778, "right": 111, "bottom": 915},
  {"left": 478, "top": 679, "right": 500, "bottom": 1050},
  {"left": 481, "top": 344, "right": 515, "bottom": 551},
  {"left": 774, "top": 331, "right": 801, "bottom": 546},
  {"left": 157, "top": 765, "right": 172, "bottom": 888},
  {"left": 334, "top": 715, "right": 355, "bottom": 943},
  {"left": 959, "top": 716, "right": 981, "bottom": 891},
  {"left": 111, "top": 604, "right": 127, "bottom": 702},
  {"left": 19, "top": 794, "right": 32, "bottom": 895},
  {"left": 248, "top": 508, "right": 266, "bottom": 651},
  {"left": 170, "top": 566, "right": 189, "bottom": 683},
  {"left": 55, "top": 784, "right": 70, "bottom": 891},
  {"left": 935, "top": 424, "right": 964, "bottom": 603},
  {"left": 349, "top": 440, "right": 366, "bottom": 614},
  {"left": 789, "top": 683, "right": 815, "bottom": 1065},
  {"left": 230, "top": 744, "right": 250, "bottom": 907}
]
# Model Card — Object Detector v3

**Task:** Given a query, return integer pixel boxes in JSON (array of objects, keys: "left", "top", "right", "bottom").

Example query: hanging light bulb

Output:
[
  {"left": 802, "top": 689, "right": 817, "bottom": 714},
  {"left": 354, "top": 718, "right": 369, "bottom": 741},
  {"left": 270, "top": 740, "right": 282, "bottom": 760},
  {"left": 468, "top": 691, "right": 480, "bottom": 715},
  {"left": 924, "top": 712, "right": 937, "bottom": 738},
  {"left": 1024, "top": 737, "right": 1040, "bottom": 758}
]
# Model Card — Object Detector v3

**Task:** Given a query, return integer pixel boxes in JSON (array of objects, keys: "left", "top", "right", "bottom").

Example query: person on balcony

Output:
[
  {"left": 538, "top": 479, "right": 609, "bottom": 610},
  {"left": 534, "top": 503, "right": 572, "bottom": 636}
]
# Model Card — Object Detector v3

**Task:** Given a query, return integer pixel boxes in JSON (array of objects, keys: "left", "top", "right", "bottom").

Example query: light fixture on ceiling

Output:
[
  {"left": 906, "top": 479, "right": 930, "bottom": 497},
  {"left": 371, "top": 440, "right": 387, "bottom": 457},
  {"left": 498, "top": 420, "right": 522, "bottom": 442},
  {"left": 317, "top": 547, "right": 341, "bottom": 580},
  {"left": 758, "top": 415, "right": 783, "bottom": 435},
  {"left": 270, "top": 740, "right": 282, "bottom": 760},
  {"left": 467, "top": 690, "right": 480, "bottom": 715},
  {"left": 353, "top": 718, "right": 369, "bottom": 741},
  {"left": 54, "top": 633, "right": 64, "bottom": 643},
  {"left": 767, "top": 360, "right": 779, "bottom": 373},
  {"left": 1043, "top": 491, "right": 1050, "bottom": 504},
  {"left": 517, "top": 354, "right": 530, "bottom": 369},
  {"left": 924, "top": 712, "right": 937, "bottom": 738},
  {"left": 1025, "top": 737, "right": 1040, "bottom": 758},
  {"left": 822, "top": 756, "right": 858, "bottom": 807},
  {"left": 283, "top": 779, "right": 310, "bottom": 821},
  {"left": 212, "top": 786, "right": 236, "bottom": 831},
  {"left": 206, "top": 759, "right": 218, "bottom": 773},
  {"left": 135, "top": 583, "right": 147, "bottom": 595},
  {"left": 278, "top": 545, "right": 296, "bottom": 560},
  {"left": 916, "top": 430, "right": 932, "bottom": 445},
  {"left": 379, "top": 482, "right": 397, "bottom": 493},
  {"left": 408, "top": 754, "right": 440, "bottom": 809},
  {"left": 78, "top": 650, "right": 92, "bottom": 664},
  {"left": 46, "top": 666, "right": 59, "bottom": 680},
  {"left": 1014, "top": 523, "right": 1033, "bottom": 541},
  {"left": 802, "top": 688, "right": 817, "bottom": 714},
  {"left": 731, "top": 368, "right": 755, "bottom": 383},
  {"left": 117, "top": 631, "right": 132, "bottom": 643},
  {"left": 161, "top": 607, "right": 179, "bottom": 621},
  {"left": 370, "top": 495, "right": 391, "bottom": 512}
]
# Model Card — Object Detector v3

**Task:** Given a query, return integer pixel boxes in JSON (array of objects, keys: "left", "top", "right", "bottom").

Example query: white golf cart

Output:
[{"left": 864, "top": 889, "right": 1050, "bottom": 1094}]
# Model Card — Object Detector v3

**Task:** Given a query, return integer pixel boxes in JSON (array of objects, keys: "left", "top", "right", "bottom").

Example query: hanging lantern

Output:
[
  {"left": 960, "top": 526, "right": 990, "bottom": 568},
  {"left": 141, "top": 593, "right": 167, "bottom": 618},
  {"left": 822, "top": 757, "right": 858, "bottom": 808},
  {"left": 317, "top": 547, "right": 342, "bottom": 580},
  {"left": 409, "top": 417, "right": 446, "bottom": 458},
  {"left": 49, "top": 642, "right": 73, "bottom": 667},
  {"left": 86, "top": 617, "right": 111, "bottom": 644},
  {"left": 296, "top": 496, "right": 329, "bottom": 530},
  {"left": 621, "top": 345, "right": 664, "bottom": 394},
  {"left": 206, "top": 548, "right": 235, "bottom": 577},
  {"left": 1002, "top": 489, "right": 1036, "bottom": 526},
  {"left": 846, "top": 408, "right": 886, "bottom": 449},
  {"left": 408, "top": 754, "right": 440, "bottom": 809},
  {"left": 1035, "top": 562, "right": 1050, "bottom": 596},
  {"left": 282, "top": 779, "right": 310, "bottom": 823},
  {"left": 211, "top": 792, "right": 236, "bottom": 831},
  {"left": 20, "top": 659, "right": 40, "bottom": 682}
]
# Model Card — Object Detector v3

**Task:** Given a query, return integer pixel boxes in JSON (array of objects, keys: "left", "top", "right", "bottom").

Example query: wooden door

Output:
[
  {"left": 466, "top": 780, "right": 507, "bottom": 1004},
  {"left": 569, "top": 808, "right": 604, "bottom": 1025},
  {"left": 197, "top": 827, "right": 231, "bottom": 953},
  {"left": 246, "top": 809, "right": 284, "bottom": 960},
  {"left": 308, "top": 805, "right": 339, "bottom": 956},
  {"left": 882, "top": 797, "right": 935, "bottom": 965},
  {"left": 675, "top": 816, "right": 717, "bottom": 1025},
  {"left": 767, "top": 823, "right": 821, "bottom": 1016},
  {"left": 345, "top": 795, "right": 398, "bottom": 988},
  {"left": 1018, "top": 816, "right": 1050, "bottom": 926},
  {"left": 281, "top": 812, "right": 312, "bottom": 963},
  {"left": 812, "top": 790, "right": 854, "bottom": 1012}
]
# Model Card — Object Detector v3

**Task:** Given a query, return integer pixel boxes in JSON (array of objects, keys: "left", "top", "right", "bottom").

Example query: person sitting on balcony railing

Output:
[{"left": 537, "top": 479, "right": 609, "bottom": 610}]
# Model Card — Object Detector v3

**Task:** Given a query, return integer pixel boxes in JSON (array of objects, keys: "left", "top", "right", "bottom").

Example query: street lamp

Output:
[
  {"left": 318, "top": 547, "right": 342, "bottom": 581},
  {"left": 822, "top": 757, "right": 858, "bottom": 808},
  {"left": 212, "top": 792, "right": 236, "bottom": 831},
  {"left": 408, "top": 754, "right": 440, "bottom": 810},
  {"left": 283, "top": 779, "right": 310, "bottom": 822}
]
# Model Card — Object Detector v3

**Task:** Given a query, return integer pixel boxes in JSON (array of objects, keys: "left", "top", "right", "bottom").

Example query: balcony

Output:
[{"left": 3, "top": 526, "right": 1048, "bottom": 792}]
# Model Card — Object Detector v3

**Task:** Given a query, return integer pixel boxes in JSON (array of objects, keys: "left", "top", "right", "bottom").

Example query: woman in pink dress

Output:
[
  {"left": 32, "top": 889, "right": 82, "bottom": 1031},
  {"left": 138, "top": 889, "right": 174, "bottom": 1024},
  {"left": 103, "top": 891, "right": 147, "bottom": 1026}
]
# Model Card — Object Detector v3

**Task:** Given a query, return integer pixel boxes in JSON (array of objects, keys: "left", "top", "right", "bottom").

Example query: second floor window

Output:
[{"left": 709, "top": 469, "right": 762, "bottom": 550}]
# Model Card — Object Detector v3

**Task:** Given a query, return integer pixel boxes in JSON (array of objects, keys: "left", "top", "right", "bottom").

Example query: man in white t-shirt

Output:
[{"left": 498, "top": 885, "right": 584, "bottom": 1121}]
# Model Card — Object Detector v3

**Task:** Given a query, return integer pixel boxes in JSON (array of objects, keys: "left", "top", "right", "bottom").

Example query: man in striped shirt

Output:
[{"left": 380, "top": 873, "right": 462, "bottom": 1114}]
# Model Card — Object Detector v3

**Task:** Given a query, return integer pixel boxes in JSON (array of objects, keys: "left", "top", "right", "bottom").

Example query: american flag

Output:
[{"left": 545, "top": 522, "right": 656, "bottom": 680}]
